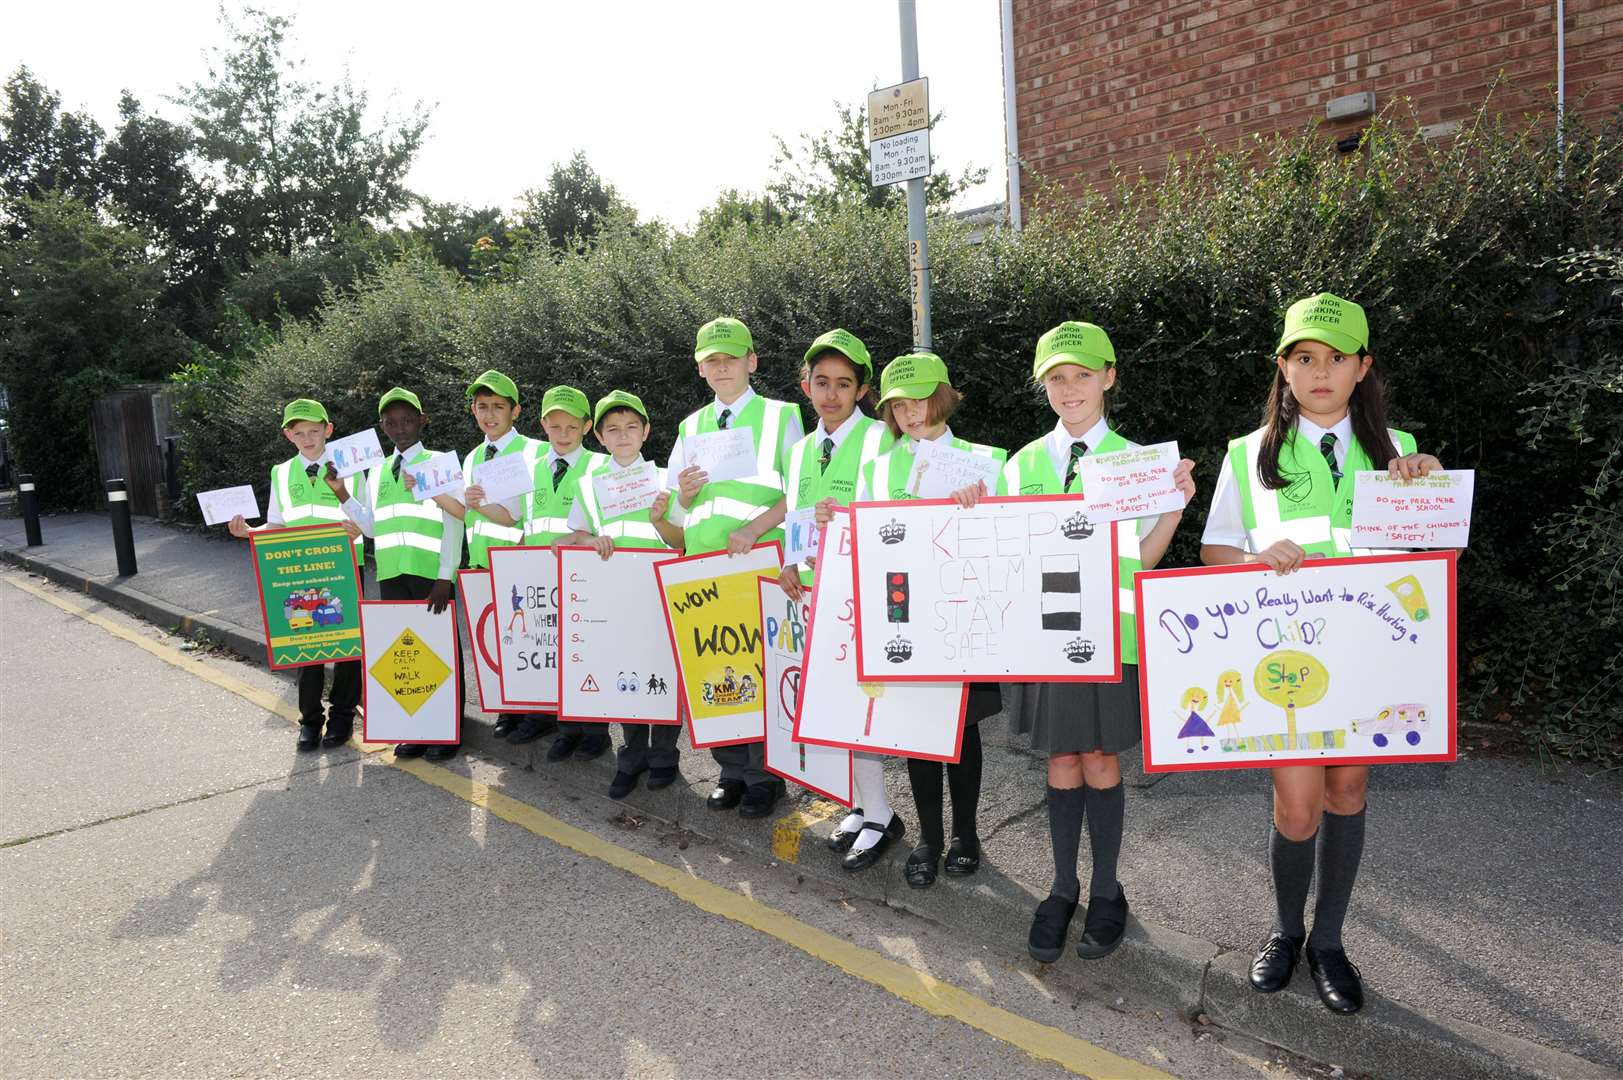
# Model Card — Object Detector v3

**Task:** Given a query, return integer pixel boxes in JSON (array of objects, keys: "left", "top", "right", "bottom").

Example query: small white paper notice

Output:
[
  {"left": 196, "top": 484, "right": 260, "bottom": 525},
  {"left": 406, "top": 451, "right": 465, "bottom": 500},
  {"left": 782, "top": 506, "right": 820, "bottom": 565},
  {"left": 593, "top": 461, "right": 661, "bottom": 519},
  {"left": 324, "top": 429, "right": 386, "bottom": 479},
  {"left": 684, "top": 428, "right": 759, "bottom": 484},
  {"left": 1351, "top": 470, "right": 1474, "bottom": 548},
  {"left": 905, "top": 438, "right": 1003, "bottom": 500},
  {"left": 471, "top": 451, "right": 537, "bottom": 504},
  {"left": 1081, "top": 441, "right": 1185, "bottom": 522}
]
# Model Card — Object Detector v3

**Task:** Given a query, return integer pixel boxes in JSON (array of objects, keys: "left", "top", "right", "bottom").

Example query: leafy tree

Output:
[
  {"left": 0, "top": 193, "right": 189, "bottom": 507},
  {"left": 518, "top": 151, "right": 632, "bottom": 252},
  {"left": 693, "top": 188, "right": 787, "bottom": 240},
  {"left": 175, "top": 5, "right": 430, "bottom": 260},
  {"left": 405, "top": 199, "right": 514, "bottom": 278},
  {"left": 0, "top": 67, "right": 106, "bottom": 222},
  {"left": 766, "top": 99, "right": 987, "bottom": 220}
]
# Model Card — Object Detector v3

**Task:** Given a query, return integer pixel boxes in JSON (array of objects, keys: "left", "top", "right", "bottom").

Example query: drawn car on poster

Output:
[{"left": 1350, "top": 703, "right": 1429, "bottom": 747}]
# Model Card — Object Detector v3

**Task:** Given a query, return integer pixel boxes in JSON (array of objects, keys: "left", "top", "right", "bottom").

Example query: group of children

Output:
[{"left": 230, "top": 293, "right": 1443, "bottom": 1018}]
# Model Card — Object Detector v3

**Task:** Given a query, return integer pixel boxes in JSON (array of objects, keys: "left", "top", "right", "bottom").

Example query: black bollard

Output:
[
  {"left": 19, "top": 473, "right": 43, "bottom": 547},
  {"left": 107, "top": 478, "right": 138, "bottom": 576}
]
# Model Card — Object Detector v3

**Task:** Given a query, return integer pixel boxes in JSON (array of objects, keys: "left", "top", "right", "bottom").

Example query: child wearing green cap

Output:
[
  {"left": 1200, "top": 292, "right": 1442, "bottom": 1015},
  {"left": 1002, "top": 322, "right": 1197, "bottom": 965},
  {"left": 839, "top": 352, "right": 1006, "bottom": 882},
  {"left": 325, "top": 386, "right": 466, "bottom": 761},
  {"left": 423, "top": 369, "right": 554, "bottom": 747},
  {"left": 472, "top": 384, "right": 609, "bottom": 758},
  {"left": 228, "top": 398, "right": 364, "bottom": 752},
  {"left": 669, "top": 317, "right": 806, "bottom": 820},
  {"left": 560, "top": 389, "right": 685, "bottom": 797}
]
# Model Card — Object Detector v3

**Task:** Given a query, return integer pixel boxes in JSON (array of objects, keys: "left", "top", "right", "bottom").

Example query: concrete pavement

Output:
[{"left": 3, "top": 511, "right": 1620, "bottom": 1079}]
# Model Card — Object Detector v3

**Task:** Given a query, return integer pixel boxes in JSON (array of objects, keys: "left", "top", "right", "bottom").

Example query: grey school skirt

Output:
[{"left": 1004, "top": 666, "right": 1142, "bottom": 754}]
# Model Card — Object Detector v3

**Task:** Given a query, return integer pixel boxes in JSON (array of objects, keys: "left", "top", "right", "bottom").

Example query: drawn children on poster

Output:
[
  {"left": 1175, "top": 687, "right": 1215, "bottom": 752},
  {"left": 508, "top": 583, "right": 527, "bottom": 635},
  {"left": 1214, "top": 670, "right": 1247, "bottom": 729}
]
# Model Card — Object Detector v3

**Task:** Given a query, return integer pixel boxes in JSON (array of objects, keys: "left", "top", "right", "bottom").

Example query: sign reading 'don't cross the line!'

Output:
[{"left": 248, "top": 522, "right": 363, "bottom": 669}]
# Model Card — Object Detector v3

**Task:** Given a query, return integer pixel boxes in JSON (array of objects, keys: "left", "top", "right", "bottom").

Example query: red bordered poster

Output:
[
  {"left": 485, "top": 545, "right": 561, "bottom": 709},
  {"left": 359, "top": 599, "right": 461, "bottom": 744},
  {"left": 455, "top": 568, "right": 547, "bottom": 714},
  {"left": 556, "top": 545, "right": 681, "bottom": 726},
  {"left": 1135, "top": 551, "right": 1458, "bottom": 773},
  {"left": 757, "top": 573, "right": 854, "bottom": 805}
]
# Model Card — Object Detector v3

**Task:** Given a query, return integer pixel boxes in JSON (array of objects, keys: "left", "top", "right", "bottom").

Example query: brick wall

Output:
[{"left": 1007, "top": 0, "right": 1623, "bottom": 206}]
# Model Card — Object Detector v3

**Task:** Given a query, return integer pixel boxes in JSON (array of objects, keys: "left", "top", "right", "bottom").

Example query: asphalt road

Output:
[{"left": 0, "top": 567, "right": 1335, "bottom": 1079}]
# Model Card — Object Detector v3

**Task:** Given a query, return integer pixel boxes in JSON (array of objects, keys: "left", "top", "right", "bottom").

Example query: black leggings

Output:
[{"left": 907, "top": 723, "right": 983, "bottom": 850}]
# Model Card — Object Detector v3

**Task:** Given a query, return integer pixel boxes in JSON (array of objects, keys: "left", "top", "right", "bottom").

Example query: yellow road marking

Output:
[
  {"left": 6, "top": 568, "right": 1172, "bottom": 1080},
  {"left": 1, "top": 572, "right": 386, "bottom": 755},
  {"left": 771, "top": 799, "right": 840, "bottom": 863}
]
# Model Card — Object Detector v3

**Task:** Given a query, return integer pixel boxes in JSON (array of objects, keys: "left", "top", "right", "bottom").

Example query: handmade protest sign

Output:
[
  {"left": 486, "top": 546, "right": 560, "bottom": 708},
  {"left": 361, "top": 601, "right": 460, "bottom": 743},
  {"left": 1135, "top": 552, "right": 1456, "bottom": 772},
  {"left": 196, "top": 484, "right": 259, "bottom": 525},
  {"left": 592, "top": 460, "right": 662, "bottom": 519},
  {"left": 248, "top": 523, "right": 363, "bottom": 669},
  {"left": 558, "top": 547, "right": 680, "bottom": 725},
  {"left": 654, "top": 544, "right": 781, "bottom": 747},
  {"left": 1081, "top": 441, "right": 1185, "bottom": 522},
  {"left": 455, "top": 569, "right": 544, "bottom": 713},
  {"left": 757, "top": 575, "right": 852, "bottom": 804},
  {"left": 795, "top": 510, "right": 967, "bottom": 760},
  {"left": 473, "top": 451, "right": 537, "bottom": 504},
  {"left": 407, "top": 451, "right": 466, "bottom": 500},
  {"left": 849, "top": 495, "right": 1120, "bottom": 682},
  {"left": 1351, "top": 470, "right": 1474, "bottom": 549},
  {"left": 324, "top": 429, "right": 386, "bottom": 479},
  {"left": 782, "top": 506, "right": 820, "bottom": 566},
  {"left": 904, "top": 438, "right": 1003, "bottom": 499},
  {"left": 682, "top": 428, "right": 758, "bottom": 484}
]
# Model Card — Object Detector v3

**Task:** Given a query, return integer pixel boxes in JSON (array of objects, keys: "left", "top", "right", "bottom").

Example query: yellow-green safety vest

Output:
[
  {"left": 1003, "top": 431, "right": 1146, "bottom": 665},
  {"left": 784, "top": 416, "right": 892, "bottom": 584},
  {"left": 678, "top": 395, "right": 798, "bottom": 555},
  {"left": 461, "top": 435, "right": 539, "bottom": 569},
  {"left": 368, "top": 448, "right": 446, "bottom": 581},
  {"left": 271, "top": 456, "right": 362, "bottom": 566},
  {"left": 859, "top": 435, "right": 1009, "bottom": 501},
  {"left": 572, "top": 456, "right": 671, "bottom": 550},
  {"left": 522, "top": 450, "right": 604, "bottom": 546},
  {"left": 1227, "top": 425, "right": 1416, "bottom": 557}
]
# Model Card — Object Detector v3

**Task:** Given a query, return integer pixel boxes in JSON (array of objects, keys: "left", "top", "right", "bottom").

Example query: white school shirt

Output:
[
  {"left": 565, "top": 455, "right": 668, "bottom": 533},
  {"left": 1202, "top": 414, "right": 1355, "bottom": 551},
  {"left": 265, "top": 451, "right": 326, "bottom": 526},
  {"left": 664, "top": 385, "right": 805, "bottom": 525},
  {"left": 338, "top": 441, "right": 464, "bottom": 580},
  {"left": 1043, "top": 415, "right": 1114, "bottom": 478}
]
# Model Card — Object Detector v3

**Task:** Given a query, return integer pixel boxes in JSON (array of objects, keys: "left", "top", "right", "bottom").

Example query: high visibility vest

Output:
[
  {"left": 1003, "top": 431, "right": 1145, "bottom": 664},
  {"left": 573, "top": 457, "right": 671, "bottom": 550},
  {"left": 368, "top": 448, "right": 445, "bottom": 581},
  {"left": 678, "top": 395, "right": 798, "bottom": 555},
  {"left": 784, "top": 417, "right": 892, "bottom": 584},
  {"left": 522, "top": 450, "right": 603, "bottom": 546},
  {"left": 1227, "top": 425, "right": 1416, "bottom": 557},
  {"left": 461, "top": 435, "right": 539, "bottom": 569},
  {"left": 271, "top": 456, "right": 362, "bottom": 566},
  {"left": 859, "top": 435, "right": 1009, "bottom": 501}
]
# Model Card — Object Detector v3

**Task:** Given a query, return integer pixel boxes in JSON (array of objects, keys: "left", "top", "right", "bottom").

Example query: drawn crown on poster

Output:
[
  {"left": 1064, "top": 637, "right": 1096, "bottom": 663},
  {"left": 1062, "top": 512, "right": 1095, "bottom": 540},
  {"left": 879, "top": 519, "right": 907, "bottom": 545},
  {"left": 885, "top": 636, "right": 914, "bottom": 662}
]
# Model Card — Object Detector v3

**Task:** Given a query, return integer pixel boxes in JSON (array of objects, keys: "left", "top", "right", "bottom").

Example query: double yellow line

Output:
[{"left": 4, "top": 571, "right": 1172, "bottom": 1080}]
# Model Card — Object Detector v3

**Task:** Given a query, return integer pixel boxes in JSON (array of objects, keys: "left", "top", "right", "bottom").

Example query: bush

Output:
[{"left": 182, "top": 103, "right": 1623, "bottom": 764}]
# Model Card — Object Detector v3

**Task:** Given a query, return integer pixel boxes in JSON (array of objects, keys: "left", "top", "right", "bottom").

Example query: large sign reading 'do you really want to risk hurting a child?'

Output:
[
  {"left": 1135, "top": 551, "right": 1457, "bottom": 772},
  {"left": 849, "top": 495, "right": 1119, "bottom": 682},
  {"left": 654, "top": 543, "right": 781, "bottom": 748},
  {"left": 248, "top": 522, "right": 363, "bottom": 669}
]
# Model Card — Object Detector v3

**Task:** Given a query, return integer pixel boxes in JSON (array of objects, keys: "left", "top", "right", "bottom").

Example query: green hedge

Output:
[{"left": 178, "top": 107, "right": 1623, "bottom": 764}]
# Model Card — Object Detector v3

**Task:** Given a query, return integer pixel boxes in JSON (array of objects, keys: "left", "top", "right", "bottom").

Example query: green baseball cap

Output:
[
  {"left": 803, "top": 328, "right": 873, "bottom": 381},
  {"left": 281, "top": 398, "right": 329, "bottom": 427},
  {"left": 376, "top": 386, "right": 423, "bottom": 415},
  {"left": 694, "top": 317, "right": 753, "bottom": 362},
  {"left": 465, "top": 369, "right": 520, "bottom": 404},
  {"left": 878, "top": 351, "right": 951, "bottom": 406},
  {"left": 593, "top": 389, "right": 649, "bottom": 426},
  {"left": 541, "top": 385, "right": 591, "bottom": 420},
  {"left": 1033, "top": 321, "right": 1116, "bottom": 378},
  {"left": 1277, "top": 293, "right": 1369, "bottom": 356}
]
